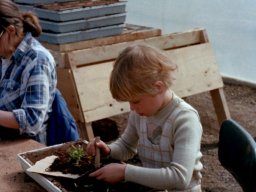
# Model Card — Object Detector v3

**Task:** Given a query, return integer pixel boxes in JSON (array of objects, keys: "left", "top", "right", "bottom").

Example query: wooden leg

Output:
[
  {"left": 77, "top": 122, "right": 95, "bottom": 141},
  {"left": 85, "top": 122, "right": 95, "bottom": 141},
  {"left": 210, "top": 88, "right": 231, "bottom": 126}
]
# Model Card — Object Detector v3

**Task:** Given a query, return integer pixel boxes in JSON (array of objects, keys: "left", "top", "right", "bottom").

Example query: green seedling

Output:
[{"left": 69, "top": 144, "right": 85, "bottom": 166}]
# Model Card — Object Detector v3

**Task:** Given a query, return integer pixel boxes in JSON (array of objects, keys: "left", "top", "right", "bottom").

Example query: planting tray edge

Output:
[{"left": 17, "top": 143, "right": 70, "bottom": 192}]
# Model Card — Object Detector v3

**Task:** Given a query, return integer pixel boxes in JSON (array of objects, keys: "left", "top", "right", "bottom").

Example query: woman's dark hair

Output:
[{"left": 0, "top": 0, "right": 42, "bottom": 37}]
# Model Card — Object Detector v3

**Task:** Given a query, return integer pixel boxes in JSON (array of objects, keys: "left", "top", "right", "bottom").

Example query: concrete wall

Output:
[{"left": 126, "top": 0, "right": 256, "bottom": 84}]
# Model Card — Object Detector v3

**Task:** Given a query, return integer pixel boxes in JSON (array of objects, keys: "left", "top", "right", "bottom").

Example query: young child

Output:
[{"left": 86, "top": 44, "right": 203, "bottom": 191}]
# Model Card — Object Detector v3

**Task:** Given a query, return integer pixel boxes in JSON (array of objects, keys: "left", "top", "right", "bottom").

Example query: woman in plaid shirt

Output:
[
  {"left": 87, "top": 44, "right": 203, "bottom": 191},
  {"left": 0, "top": 0, "right": 57, "bottom": 144}
]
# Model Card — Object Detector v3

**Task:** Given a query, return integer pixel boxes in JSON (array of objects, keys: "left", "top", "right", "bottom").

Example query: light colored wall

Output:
[{"left": 126, "top": 0, "right": 256, "bottom": 84}]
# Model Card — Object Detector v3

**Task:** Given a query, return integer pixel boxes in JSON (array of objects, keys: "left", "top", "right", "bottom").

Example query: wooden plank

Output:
[
  {"left": 85, "top": 123, "right": 95, "bottom": 141},
  {"left": 169, "top": 43, "right": 224, "bottom": 97},
  {"left": 72, "top": 43, "right": 223, "bottom": 122},
  {"left": 210, "top": 88, "right": 231, "bottom": 125},
  {"left": 57, "top": 68, "right": 84, "bottom": 122},
  {"left": 68, "top": 28, "right": 206, "bottom": 68},
  {"left": 72, "top": 62, "right": 130, "bottom": 122},
  {"left": 76, "top": 122, "right": 94, "bottom": 141},
  {"left": 50, "top": 51, "right": 67, "bottom": 68},
  {"left": 42, "top": 24, "right": 162, "bottom": 52}
]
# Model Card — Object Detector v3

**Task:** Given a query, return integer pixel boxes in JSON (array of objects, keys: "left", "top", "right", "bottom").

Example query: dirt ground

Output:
[
  {"left": 104, "top": 82, "right": 256, "bottom": 192},
  {"left": 184, "top": 82, "right": 256, "bottom": 192},
  {"left": 175, "top": 82, "right": 256, "bottom": 192},
  {"left": 192, "top": 82, "right": 256, "bottom": 192}
]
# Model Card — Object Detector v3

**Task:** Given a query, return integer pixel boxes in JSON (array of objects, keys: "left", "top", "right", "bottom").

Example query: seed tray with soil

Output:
[
  {"left": 32, "top": 0, "right": 127, "bottom": 22},
  {"left": 14, "top": 0, "right": 72, "bottom": 5},
  {"left": 17, "top": 139, "right": 149, "bottom": 192},
  {"left": 35, "top": 0, "right": 122, "bottom": 11}
]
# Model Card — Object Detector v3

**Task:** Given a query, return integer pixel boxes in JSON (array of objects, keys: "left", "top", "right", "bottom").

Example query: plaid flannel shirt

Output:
[{"left": 0, "top": 33, "right": 57, "bottom": 143}]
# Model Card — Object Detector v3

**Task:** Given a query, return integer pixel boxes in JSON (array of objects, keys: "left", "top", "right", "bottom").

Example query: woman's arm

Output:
[{"left": 0, "top": 110, "right": 19, "bottom": 128}]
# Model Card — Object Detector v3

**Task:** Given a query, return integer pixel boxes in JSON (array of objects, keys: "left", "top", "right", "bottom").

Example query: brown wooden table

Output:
[{"left": 0, "top": 139, "right": 46, "bottom": 192}]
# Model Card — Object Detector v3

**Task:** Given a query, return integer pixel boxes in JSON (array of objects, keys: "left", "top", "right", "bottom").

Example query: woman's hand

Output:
[
  {"left": 86, "top": 137, "right": 111, "bottom": 157},
  {"left": 89, "top": 163, "right": 126, "bottom": 184}
]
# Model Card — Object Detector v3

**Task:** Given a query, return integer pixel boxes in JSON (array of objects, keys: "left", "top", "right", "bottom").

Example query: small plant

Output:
[{"left": 68, "top": 144, "right": 85, "bottom": 166}]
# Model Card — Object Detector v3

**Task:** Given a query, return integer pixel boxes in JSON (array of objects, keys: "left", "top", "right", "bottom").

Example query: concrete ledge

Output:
[{"left": 222, "top": 74, "right": 256, "bottom": 88}]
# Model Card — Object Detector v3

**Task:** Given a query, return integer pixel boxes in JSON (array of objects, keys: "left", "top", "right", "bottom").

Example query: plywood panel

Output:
[
  {"left": 169, "top": 43, "right": 223, "bottom": 97},
  {"left": 72, "top": 43, "right": 223, "bottom": 122},
  {"left": 72, "top": 62, "right": 129, "bottom": 122}
]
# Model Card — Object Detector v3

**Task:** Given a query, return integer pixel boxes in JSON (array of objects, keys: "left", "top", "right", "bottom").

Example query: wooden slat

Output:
[
  {"left": 57, "top": 68, "right": 84, "bottom": 122},
  {"left": 210, "top": 88, "right": 231, "bottom": 125},
  {"left": 50, "top": 51, "right": 67, "bottom": 68},
  {"left": 72, "top": 43, "right": 223, "bottom": 122},
  {"left": 68, "top": 28, "right": 206, "bottom": 67},
  {"left": 72, "top": 62, "right": 130, "bottom": 122},
  {"left": 169, "top": 43, "right": 223, "bottom": 97}
]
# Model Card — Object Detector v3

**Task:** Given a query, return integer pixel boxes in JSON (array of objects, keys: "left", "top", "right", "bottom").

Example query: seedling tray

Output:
[
  {"left": 17, "top": 142, "right": 71, "bottom": 192},
  {"left": 40, "top": 13, "right": 126, "bottom": 33},
  {"left": 38, "top": 24, "right": 125, "bottom": 44},
  {"left": 14, "top": 0, "right": 73, "bottom": 5},
  {"left": 34, "top": 1, "right": 126, "bottom": 22}
]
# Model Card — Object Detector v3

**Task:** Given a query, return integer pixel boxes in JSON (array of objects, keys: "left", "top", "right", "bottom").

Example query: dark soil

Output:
[
  {"left": 35, "top": 0, "right": 121, "bottom": 11},
  {"left": 47, "top": 140, "right": 95, "bottom": 175}
]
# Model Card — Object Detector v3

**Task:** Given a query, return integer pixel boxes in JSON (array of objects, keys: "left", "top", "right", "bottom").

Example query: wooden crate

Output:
[{"left": 55, "top": 27, "right": 230, "bottom": 140}]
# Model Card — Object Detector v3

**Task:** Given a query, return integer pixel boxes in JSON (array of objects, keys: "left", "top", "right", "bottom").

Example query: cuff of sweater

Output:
[
  {"left": 108, "top": 143, "right": 120, "bottom": 159},
  {"left": 124, "top": 164, "right": 140, "bottom": 182}
]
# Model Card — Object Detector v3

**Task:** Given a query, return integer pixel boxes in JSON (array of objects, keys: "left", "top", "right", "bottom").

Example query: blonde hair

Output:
[{"left": 110, "top": 44, "right": 177, "bottom": 101}]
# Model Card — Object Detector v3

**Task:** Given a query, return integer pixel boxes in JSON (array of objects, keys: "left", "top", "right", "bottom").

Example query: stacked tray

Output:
[
  {"left": 15, "top": 0, "right": 127, "bottom": 44},
  {"left": 15, "top": 0, "right": 72, "bottom": 3}
]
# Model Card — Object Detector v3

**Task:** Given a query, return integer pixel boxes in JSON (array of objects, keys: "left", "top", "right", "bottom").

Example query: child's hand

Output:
[
  {"left": 86, "top": 137, "right": 110, "bottom": 156},
  {"left": 89, "top": 163, "right": 126, "bottom": 184}
]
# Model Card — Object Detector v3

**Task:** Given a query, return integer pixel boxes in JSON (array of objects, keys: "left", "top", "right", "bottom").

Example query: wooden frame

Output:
[{"left": 57, "top": 27, "right": 230, "bottom": 140}]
